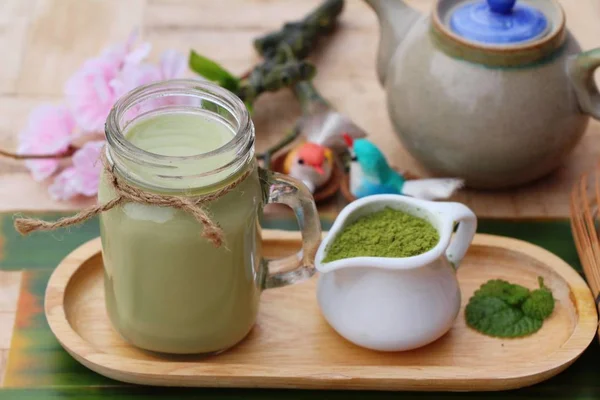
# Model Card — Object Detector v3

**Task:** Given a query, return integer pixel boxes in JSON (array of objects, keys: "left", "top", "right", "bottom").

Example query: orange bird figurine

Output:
[
  {"left": 281, "top": 107, "right": 367, "bottom": 193},
  {"left": 283, "top": 142, "right": 334, "bottom": 193}
]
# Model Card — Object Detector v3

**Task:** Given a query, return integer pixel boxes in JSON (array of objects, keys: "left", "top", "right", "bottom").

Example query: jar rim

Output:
[
  {"left": 106, "top": 79, "right": 253, "bottom": 163},
  {"left": 104, "top": 79, "right": 255, "bottom": 191}
]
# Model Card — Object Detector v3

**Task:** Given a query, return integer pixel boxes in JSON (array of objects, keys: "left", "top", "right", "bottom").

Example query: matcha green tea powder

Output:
[{"left": 323, "top": 208, "right": 439, "bottom": 262}]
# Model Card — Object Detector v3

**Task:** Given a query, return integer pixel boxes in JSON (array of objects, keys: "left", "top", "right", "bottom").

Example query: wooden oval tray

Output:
[{"left": 45, "top": 231, "right": 597, "bottom": 391}]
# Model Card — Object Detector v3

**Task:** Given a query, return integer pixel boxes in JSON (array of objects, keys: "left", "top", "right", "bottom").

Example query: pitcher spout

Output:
[{"left": 365, "top": 0, "right": 421, "bottom": 86}]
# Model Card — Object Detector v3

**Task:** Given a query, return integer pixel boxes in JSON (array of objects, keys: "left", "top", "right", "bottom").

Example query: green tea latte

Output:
[{"left": 99, "top": 111, "right": 263, "bottom": 354}]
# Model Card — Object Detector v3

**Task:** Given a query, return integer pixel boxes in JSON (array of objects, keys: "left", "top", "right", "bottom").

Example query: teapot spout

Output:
[{"left": 365, "top": 0, "right": 421, "bottom": 85}]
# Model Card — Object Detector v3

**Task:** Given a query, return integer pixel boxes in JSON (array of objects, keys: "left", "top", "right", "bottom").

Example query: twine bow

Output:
[{"left": 14, "top": 153, "right": 250, "bottom": 248}]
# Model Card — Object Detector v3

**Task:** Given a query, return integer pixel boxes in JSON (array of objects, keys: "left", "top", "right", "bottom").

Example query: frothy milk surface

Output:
[
  {"left": 99, "top": 111, "right": 263, "bottom": 354},
  {"left": 126, "top": 112, "right": 232, "bottom": 156},
  {"left": 120, "top": 112, "right": 239, "bottom": 190}
]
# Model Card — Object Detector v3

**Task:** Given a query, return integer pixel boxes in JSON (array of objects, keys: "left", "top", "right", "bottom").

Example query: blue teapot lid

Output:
[{"left": 449, "top": 0, "right": 549, "bottom": 45}]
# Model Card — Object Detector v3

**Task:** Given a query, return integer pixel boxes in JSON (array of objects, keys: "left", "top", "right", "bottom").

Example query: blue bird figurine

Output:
[{"left": 343, "top": 134, "right": 464, "bottom": 200}]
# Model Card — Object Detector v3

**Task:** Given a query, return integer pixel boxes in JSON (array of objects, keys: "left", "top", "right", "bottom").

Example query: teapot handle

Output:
[
  {"left": 567, "top": 48, "right": 600, "bottom": 120},
  {"left": 436, "top": 202, "right": 477, "bottom": 269}
]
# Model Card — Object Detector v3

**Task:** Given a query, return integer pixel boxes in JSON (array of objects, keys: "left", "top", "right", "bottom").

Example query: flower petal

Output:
[
  {"left": 113, "top": 63, "right": 162, "bottom": 98},
  {"left": 160, "top": 49, "right": 187, "bottom": 80},
  {"left": 18, "top": 104, "right": 76, "bottom": 181},
  {"left": 65, "top": 57, "right": 120, "bottom": 132},
  {"left": 48, "top": 167, "right": 79, "bottom": 200},
  {"left": 125, "top": 42, "right": 152, "bottom": 65},
  {"left": 71, "top": 140, "right": 106, "bottom": 197},
  {"left": 24, "top": 159, "right": 61, "bottom": 182}
]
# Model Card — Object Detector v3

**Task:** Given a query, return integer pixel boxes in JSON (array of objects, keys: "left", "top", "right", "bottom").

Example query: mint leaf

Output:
[
  {"left": 474, "top": 279, "right": 530, "bottom": 306},
  {"left": 465, "top": 296, "right": 543, "bottom": 338},
  {"left": 465, "top": 277, "right": 554, "bottom": 338},
  {"left": 522, "top": 278, "right": 555, "bottom": 320},
  {"left": 188, "top": 50, "right": 240, "bottom": 91}
]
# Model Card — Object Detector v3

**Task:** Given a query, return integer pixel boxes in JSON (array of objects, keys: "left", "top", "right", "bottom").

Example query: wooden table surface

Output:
[{"left": 0, "top": 0, "right": 599, "bottom": 390}]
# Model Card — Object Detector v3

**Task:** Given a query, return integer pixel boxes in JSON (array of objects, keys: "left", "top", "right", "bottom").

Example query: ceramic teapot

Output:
[
  {"left": 366, "top": 0, "right": 600, "bottom": 188},
  {"left": 315, "top": 194, "right": 477, "bottom": 351}
]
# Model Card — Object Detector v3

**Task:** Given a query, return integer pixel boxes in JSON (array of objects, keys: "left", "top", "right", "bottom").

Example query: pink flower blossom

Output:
[
  {"left": 65, "top": 32, "right": 153, "bottom": 133},
  {"left": 48, "top": 140, "right": 105, "bottom": 200},
  {"left": 111, "top": 49, "right": 187, "bottom": 100},
  {"left": 18, "top": 105, "right": 76, "bottom": 181},
  {"left": 111, "top": 63, "right": 162, "bottom": 98},
  {"left": 23, "top": 32, "right": 188, "bottom": 201},
  {"left": 64, "top": 57, "right": 121, "bottom": 133},
  {"left": 109, "top": 63, "right": 163, "bottom": 120}
]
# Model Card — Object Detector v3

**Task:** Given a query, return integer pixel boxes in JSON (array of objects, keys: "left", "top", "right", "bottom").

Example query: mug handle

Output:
[
  {"left": 567, "top": 48, "right": 600, "bottom": 120},
  {"left": 435, "top": 202, "right": 477, "bottom": 269},
  {"left": 259, "top": 168, "right": 322, "bottom": 289}
]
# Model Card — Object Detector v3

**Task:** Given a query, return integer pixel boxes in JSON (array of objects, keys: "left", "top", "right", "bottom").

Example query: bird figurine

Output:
[
  {"left": 344, "top": 134, "right": 464, "bottom": 201},
  {"left": 283, "top": 142, "right": 334, "bottom": 193},
  {"left": 282, "top": 111, "right": 367, "bottom": 193}
]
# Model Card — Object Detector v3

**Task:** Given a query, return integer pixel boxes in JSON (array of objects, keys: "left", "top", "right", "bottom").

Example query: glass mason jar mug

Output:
[{"left": 100, "top": 79, "right": 321, "bottom": 354}]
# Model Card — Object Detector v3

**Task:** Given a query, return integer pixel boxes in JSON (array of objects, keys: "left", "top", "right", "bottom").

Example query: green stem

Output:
[
  {"left": 237, "top": 59, "right": 315, "bottom": 104},
  {"left": 293, "top": 80, "right": 329, "bottom": 114},
  {"left": 251, "top": 0, "right": 345, "bottom": 169},
  {"left": 0, "top": 145, "right": 78, "bottom": 160},
  {"left": 254, "top": 0, "right": 345, "bottom": 59},
  {"left": 190, "top": 0, "right": 344, "bottom": 109}
]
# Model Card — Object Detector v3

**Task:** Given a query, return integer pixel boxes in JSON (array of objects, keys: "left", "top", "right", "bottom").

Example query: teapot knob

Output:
[{"left": 487, "top": 0, "right": 516, "bottom": 14}]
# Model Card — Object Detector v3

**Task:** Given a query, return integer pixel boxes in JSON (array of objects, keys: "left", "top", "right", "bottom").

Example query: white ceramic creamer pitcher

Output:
[{"left": 315, "top": 195, "right": 477, "bottom": 351}]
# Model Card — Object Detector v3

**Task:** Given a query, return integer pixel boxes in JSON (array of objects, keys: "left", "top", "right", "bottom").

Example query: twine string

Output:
[{"left": 14, "top": 152, "right": 250, "bottom": 247}]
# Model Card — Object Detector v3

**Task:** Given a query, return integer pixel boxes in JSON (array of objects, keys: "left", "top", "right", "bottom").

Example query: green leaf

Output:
[
  {"left": 465, "top": 277, "right": 555, "bottom": 338},
  {"left": 474, "top": 279, "right": 530, "bottom": 306},
  {"left": 188, "top": 50, "right": 240, "bottom": 91},
  {"left": 465, "top": 296, "right": 543, "bottom": 338},
  {"left": 522, "top": 278, "right": 555, "bottom": 320}
]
